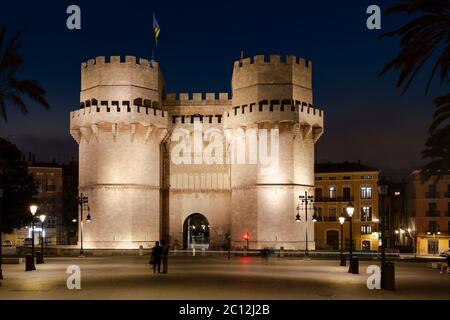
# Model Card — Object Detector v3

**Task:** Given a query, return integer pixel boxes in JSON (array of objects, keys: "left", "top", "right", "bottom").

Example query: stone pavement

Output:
[{"left": 0, "top": 256, "right": 449, "bottom": 300}]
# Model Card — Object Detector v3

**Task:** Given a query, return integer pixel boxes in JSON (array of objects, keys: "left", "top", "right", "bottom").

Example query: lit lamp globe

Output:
[
  {"left": 338, "top": 215, "right": 345, "bottom": 225},
  {"left": 39, "top": 214, "right": 46, "bottom": 223},
  {"left": 30, "top": 204, "right": 38, "bottom": 216},
  {"left": 346, "top": 202, "right": 354, "bottom": 218}
]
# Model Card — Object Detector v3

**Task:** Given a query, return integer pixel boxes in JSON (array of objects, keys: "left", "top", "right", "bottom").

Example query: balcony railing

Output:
[
  {"left": 315, "top": 196, "right": 354, "bottom": 203},
  {"left": 316, "top": 216, "right": 337, "bottom": 222},
  {"left": 425, "top": 210, "right": 440, "bottom": 217},
  {"left": 425, "top": 192, "right": 440, "bottom": 199}
]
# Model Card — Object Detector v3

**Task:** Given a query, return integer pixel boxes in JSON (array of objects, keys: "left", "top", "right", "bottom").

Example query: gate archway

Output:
[{"left": 183, "top": 213, "right": 210, "bottom": 249}]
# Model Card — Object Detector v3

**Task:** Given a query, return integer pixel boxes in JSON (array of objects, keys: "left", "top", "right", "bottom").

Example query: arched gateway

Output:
[{"left": 183, "top": 213, "right": 210, "bottom": 250}]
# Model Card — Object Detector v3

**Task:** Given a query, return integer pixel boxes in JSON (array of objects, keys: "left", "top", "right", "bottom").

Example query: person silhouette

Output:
[{"left": 150, "top": 241, "right": 162, "bottom": 274}]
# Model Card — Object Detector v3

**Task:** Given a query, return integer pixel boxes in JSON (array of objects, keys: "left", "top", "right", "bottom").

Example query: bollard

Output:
[
  {"left": 340, "top": 254, "right": 346, "bottom": 266},
  {"left": 382, "top": 262, "right": 395, "bottom": 290},
  {"left": 202, "top": 248, "right": 206, "bottom": 256},
  {"left": 350, "top": 257, "right": 359, "bottom": 274},
  {"left": 36, "top": 251, "right": 43, "bottom": 264},
  {"left": 279, "top": 246, "right": 284, "bottom": 258},
  {"left": 139, "top": 245, "right": 143, "bottom": 256},
  {"left": 25, "top": 253, "right": 35, "bottom": 271}
]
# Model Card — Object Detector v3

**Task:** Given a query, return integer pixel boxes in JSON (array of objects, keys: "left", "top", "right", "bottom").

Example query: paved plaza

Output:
[{"left": 0, "top": 255, "right": 449, "bottom": 300}]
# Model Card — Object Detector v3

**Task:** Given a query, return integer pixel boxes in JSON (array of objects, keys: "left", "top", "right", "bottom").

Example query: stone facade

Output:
[{"left": 70, "top": 54, "right": 324, "bottom": 250}]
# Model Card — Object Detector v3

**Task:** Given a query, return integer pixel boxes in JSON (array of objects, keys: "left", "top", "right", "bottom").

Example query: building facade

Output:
[
  {"left": 27, "top": 162, "right": 64, "bottom": 246},
  {"left": 69, "top": 54, "right": 324, "bottom": 249},
  {"left": 405, "top": 171, "right": 450, "bottom": 255},
  {"left": 314, "top": 162, "right": 380, "bottom": 251}
]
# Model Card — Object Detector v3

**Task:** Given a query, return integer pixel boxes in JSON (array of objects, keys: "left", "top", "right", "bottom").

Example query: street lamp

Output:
[
  {"left": 346, "top": 202, "right": 357, "bottom": 273},
  {"left": 298, "top": 191, "right": 315, "bottom": 259},
  {"left": 37, "top": 214, "right": 46, "bottom": 264},
  {"left": 76, "top": 194, "right": 91, "bottom": 256},
  {"left": 339, "top": 214, "right": 346, "bottom": 266},
  {"left": 29, "top": 204, "right": 38, "bottom": 271}
]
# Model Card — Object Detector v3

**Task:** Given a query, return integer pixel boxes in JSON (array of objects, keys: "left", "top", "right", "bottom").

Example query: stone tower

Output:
[
  {"left": 70, "top": 56, "right": 168, "bottom": 248},
  {"left": 225, "top": 55, "right": 324, "bottom": 249}
]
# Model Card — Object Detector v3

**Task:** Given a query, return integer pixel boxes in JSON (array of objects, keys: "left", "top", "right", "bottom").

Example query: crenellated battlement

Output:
[
  {"left": 223, "top": 98, "right": 323, "bottom": 130},
  {"left": 80, "top": 56, "right": 164, "bottom": 103},
  {"left": 233, "top": 54, "right": 312, "bottom": 69},
  {"left": 231, "top": 54, "right": 313, "bottom": 107},
  {"left": 81, "top": 55, "right": 159, "bottom": 70},
  {"left": 164, "top": 92, "right": 230, "bottom": 105},
  {"left": 70, "top": 100, "right": 168, "bottom": 133}
]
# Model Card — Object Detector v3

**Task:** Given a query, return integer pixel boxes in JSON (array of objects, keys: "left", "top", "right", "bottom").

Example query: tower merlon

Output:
[
  {"left": 163, "top": 92, "right": 231, "bottom": 105},
  {"left": 233, "top": 54, "right": 312, "bottom": 69}
]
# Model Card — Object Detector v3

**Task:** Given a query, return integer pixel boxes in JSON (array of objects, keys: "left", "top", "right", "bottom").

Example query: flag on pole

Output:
[{"left": 153, "top": 12, "right": 160, "bottom": 46}]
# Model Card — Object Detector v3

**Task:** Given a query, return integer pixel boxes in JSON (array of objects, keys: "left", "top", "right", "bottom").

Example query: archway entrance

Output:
[{"left": 183, "top": 213, "right": 210, "bottom": 249}]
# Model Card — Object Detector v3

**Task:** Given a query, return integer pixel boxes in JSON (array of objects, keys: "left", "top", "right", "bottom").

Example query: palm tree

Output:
[
  {"left": 0, "top": 27, "right": 50, "bottom": 122},
  {"left": 380, "top": 0, "right": 450, "bottom": 180}
]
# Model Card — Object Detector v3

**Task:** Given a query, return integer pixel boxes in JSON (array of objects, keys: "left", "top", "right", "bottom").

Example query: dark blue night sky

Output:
[{"left": 0, "top": 0, "right": 445, "bottom": 178}]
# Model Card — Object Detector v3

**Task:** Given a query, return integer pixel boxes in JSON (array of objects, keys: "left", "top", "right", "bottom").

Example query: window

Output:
[
  {"left": 428, "top": 239, "right": 439, "bottom": 254},
  {"left": 427, "top": 203, "right": 438, "bottom": 217},
  {"left": 428, "top": 221, "right": 438, "bottom": 233},
  {"left": 343, "top": 176, "right": 351, "bottom": 180},
  {"left": 329, "top": 186, "right": 336, "bottom": 199},
  {"left": 329, "top": 176, "right": 337, "bottom": 181},
  {"left": 360, "top": 186, "right": 372, "bottom": 199},
  {"left": 428, "top": 184, "right": 436, "bottom": 193},
  {"left": 361, "top": 225, "right": 372, "bottom": 235},
  {"left": 361, "top": 175, "right": 372, "bottom": 180},
  {"left": 328, "top": 207, "right": 337, "bottom": 221},
  {"left": 343, "top": 187, "right": 351, "bottom": 201},
  {"left": 361, "top": 206, "right": 372, "bottom": 222},
  {"left": 315, "top": 207, "right": 323, "bottom": 221},
  {"left": 315, "top": 176, "right": 322, "bottom": 181},
  {"left": 315, "top": 188, "right": 323, "bottom": 201}
]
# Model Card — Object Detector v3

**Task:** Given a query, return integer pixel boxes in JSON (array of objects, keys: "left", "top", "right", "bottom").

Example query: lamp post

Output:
[
  {"left": 407, "top": 228, "right": 417, "bottom": 259},
  {"left": 29, "top": 204, "right": 38, "bottom": 270},
  {"left": 346, "top": 202, "right": 357, "bottom": 273},
  {"left": 339, "top": 214, "right": 346, "bottom": 266},
  {"left": 37, "top": 214, "right": 46, "bottom": 264},
  {"left": 298, "top": 191, "right": 315, "bottom": 259},
  {"left": 76, "top": 194, "right": 91, "bottom": 256}
]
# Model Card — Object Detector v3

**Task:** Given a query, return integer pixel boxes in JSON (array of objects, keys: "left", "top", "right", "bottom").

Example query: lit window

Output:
[
  {"left": 329, "top": 186, "right": 336, "bottom": 199},
  {"left": 361, "top": 186, "right": 372, "bottom": 199},
  {"left": 361, "top": 225, "right": 372, "bottom": 235},
  {"left": 361, "top": 206, "right": 372, "bottom": 222}
]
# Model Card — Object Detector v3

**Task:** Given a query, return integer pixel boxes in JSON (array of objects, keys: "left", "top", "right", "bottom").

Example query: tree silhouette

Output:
[
  {"left": 380, "top": 0, "right": 449, "bottom": 180},
  {"left": 0, "top": 27, "right": 50, "bottom": 121}
]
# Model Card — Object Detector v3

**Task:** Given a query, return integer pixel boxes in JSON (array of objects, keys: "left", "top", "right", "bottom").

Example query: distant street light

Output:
[
  {"left": 76, "top": 194, "right": 91, "bottom": 256},
  {"left": 28, "top": 204, "right": 38, "bottom": 271},
  {"left": 298, "top": 191, "right": 316, "bottom": 259},
  {"left": 37, "top": 214, "right": 46, "bottom": 264},
  {"left": 346, "top": 202, "right": 357, "bottom": 273},
  {"left": 339, "top": 214, "right": 346, "bottom": 266}
]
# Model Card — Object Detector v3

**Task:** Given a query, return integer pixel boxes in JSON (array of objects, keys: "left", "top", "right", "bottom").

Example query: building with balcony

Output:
[
  {"left": 314, "top": 162, "right": 380, "bottom": 251},
  {"left": 405, "top": 171, "right": 450, "bottom": 255}
]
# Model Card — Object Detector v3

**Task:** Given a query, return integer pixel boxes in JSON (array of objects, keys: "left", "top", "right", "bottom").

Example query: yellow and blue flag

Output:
[{"left": 153, "top": 13, "right": 160, "bottom": 46}]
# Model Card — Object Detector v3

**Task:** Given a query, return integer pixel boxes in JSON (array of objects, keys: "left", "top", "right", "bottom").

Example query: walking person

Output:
[
  {"left": 440, "top": 252, "right": 450, "bottom": 274},
  {"left": 161, "top": 240, "right": 169, "bottom": 274},
  {"left": 150, "top": 241, "right": 162, "bottom": 274}
]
